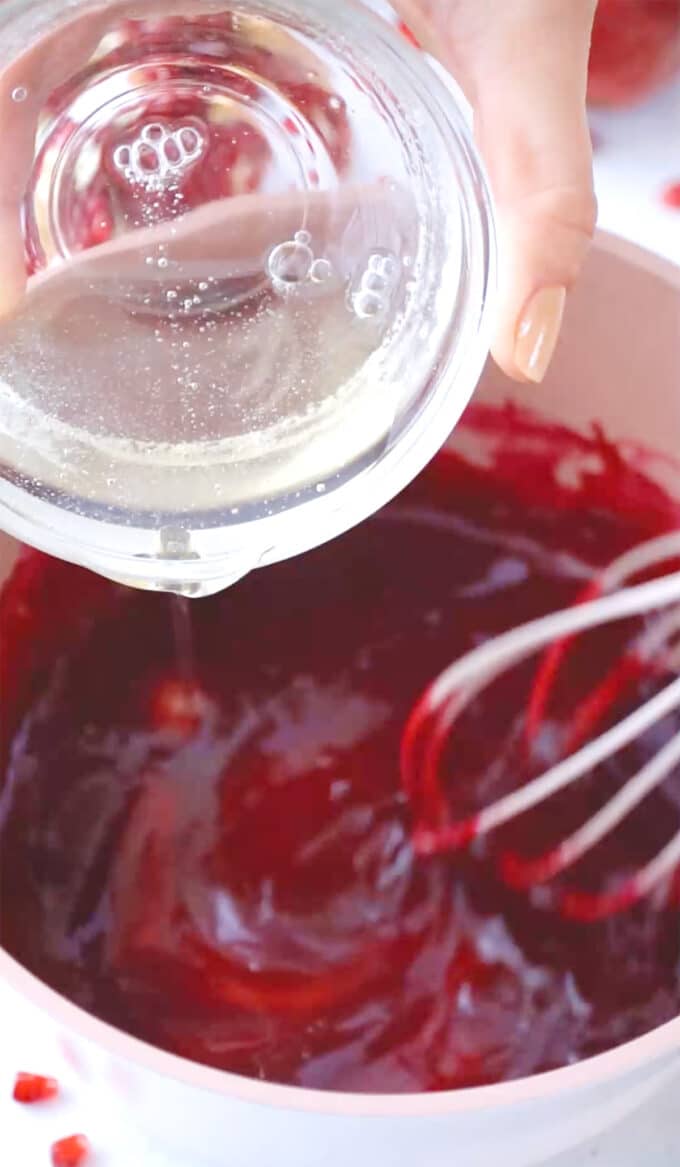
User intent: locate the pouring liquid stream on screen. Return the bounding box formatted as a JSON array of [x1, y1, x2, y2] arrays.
[[170, 594, 197, 683]]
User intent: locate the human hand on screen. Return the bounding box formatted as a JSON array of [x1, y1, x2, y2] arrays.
[[394, 0, 599, 383], [0, 0, 597, 388]]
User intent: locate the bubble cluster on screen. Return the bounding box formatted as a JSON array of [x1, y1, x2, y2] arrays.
[[352, 252, 399, 320], [267, 230, 313, 290], [267, 230, 335, 296], [113, 122, 204, 188]]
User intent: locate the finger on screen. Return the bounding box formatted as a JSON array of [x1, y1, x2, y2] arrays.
[[471, 1, 598, 382], [0, 9, 115, 316], [24, 182, 411, 305], [395, 0, 598, 384], [0, 73, 41, 315]]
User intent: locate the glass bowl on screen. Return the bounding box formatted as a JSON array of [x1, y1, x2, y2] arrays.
[[0, 0, 495, 595]]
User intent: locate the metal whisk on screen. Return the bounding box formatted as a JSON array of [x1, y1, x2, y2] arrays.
[[402, 531, 680, 921]]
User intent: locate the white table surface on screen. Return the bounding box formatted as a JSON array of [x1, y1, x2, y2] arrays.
[[589, 81, 680, 265], [2, 17, 680, 1166], [0, 1016, 678, 1167]]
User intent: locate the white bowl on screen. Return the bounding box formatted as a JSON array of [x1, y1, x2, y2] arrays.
[[1, 232, 679, 1167]]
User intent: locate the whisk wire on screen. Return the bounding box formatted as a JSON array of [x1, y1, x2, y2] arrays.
[[403, 533, 680, 918]]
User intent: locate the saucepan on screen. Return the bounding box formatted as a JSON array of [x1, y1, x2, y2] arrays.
[[0, 231, 679, 1166]]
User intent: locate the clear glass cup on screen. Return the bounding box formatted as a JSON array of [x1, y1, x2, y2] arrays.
[[0, 0, 495, 595]]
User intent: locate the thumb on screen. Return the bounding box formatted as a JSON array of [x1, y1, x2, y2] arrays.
[[398, 0, 598, 383], [471, 1, 598, 383]]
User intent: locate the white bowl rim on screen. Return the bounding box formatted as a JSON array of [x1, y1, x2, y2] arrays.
[[3, 928, 680, 1117], [1, 230, 680, 1118]]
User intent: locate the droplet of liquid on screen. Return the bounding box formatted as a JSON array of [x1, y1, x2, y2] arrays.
[[11, 86, 28, 103]]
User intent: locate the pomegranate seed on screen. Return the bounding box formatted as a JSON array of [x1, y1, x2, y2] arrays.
[[662, 180, 680, 210], [51, 1134, 91, 1167], [12, 1072, 59, 1104]]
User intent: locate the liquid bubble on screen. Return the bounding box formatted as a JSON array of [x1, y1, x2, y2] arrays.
[[310, 258, 333, 284], [267, 237, 314, 291], [351, 251, 399, 320], [352, 291, 384, 318], [113, 122, 204, 188]]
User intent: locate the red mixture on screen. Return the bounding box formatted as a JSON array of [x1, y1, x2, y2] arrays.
[[2, 407, 680, 1093]]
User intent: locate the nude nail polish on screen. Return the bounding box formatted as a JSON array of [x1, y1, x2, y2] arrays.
[[514, 287, 567, 384]]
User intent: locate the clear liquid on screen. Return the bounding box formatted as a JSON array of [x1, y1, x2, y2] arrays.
[[0, 1, 475, 594], [170, 594, 197, 681], [0, 5, 424, 518], [26, 15, 345, 272]]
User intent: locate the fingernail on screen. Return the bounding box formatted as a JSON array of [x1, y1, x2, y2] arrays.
[[514, 286, 567, 384]]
